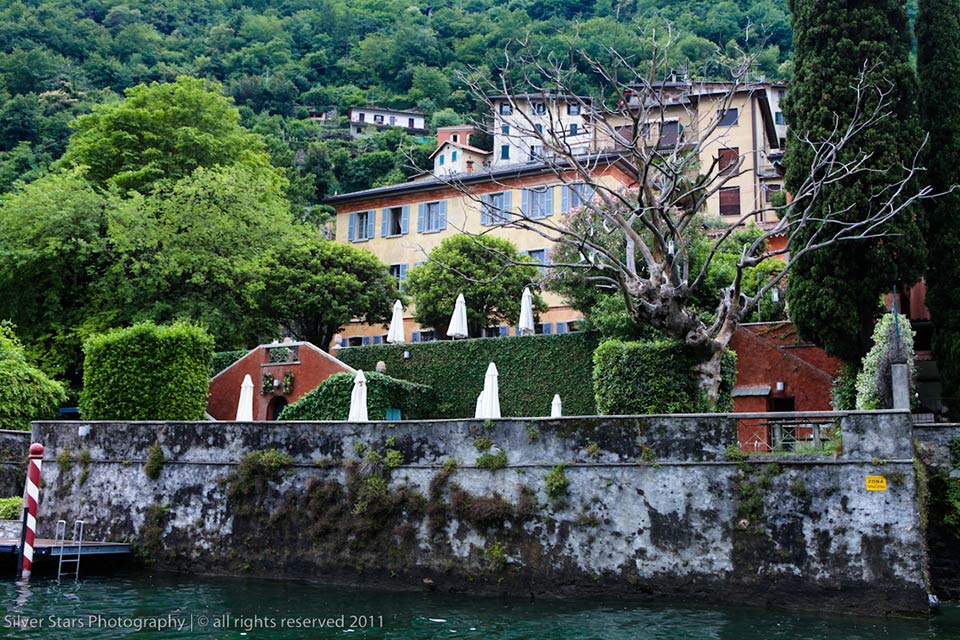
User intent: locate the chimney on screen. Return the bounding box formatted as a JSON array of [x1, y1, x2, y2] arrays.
[[465, 160, 474, 173]]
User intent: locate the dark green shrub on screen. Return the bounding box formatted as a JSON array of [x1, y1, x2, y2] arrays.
[[593, 339, 735, 415], [210, 350, 248, 377], [476, 450, 508, 470], [144, 440, 165, 480], [338, 332, 600, 418], [280, 371, 436, 421], [0, 322, 67, 430], [80, 322, 214, 420], [545, 464, 570, 500]]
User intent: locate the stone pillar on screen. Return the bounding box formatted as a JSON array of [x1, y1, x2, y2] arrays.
[[891, 362, 910, 410]]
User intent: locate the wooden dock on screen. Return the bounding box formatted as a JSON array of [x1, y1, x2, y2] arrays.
[[0, 538, 131, 559]]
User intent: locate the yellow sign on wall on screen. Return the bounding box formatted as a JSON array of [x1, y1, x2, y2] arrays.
[[865, 476, 888, 492]]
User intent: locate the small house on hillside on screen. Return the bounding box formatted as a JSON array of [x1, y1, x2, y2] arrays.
[[208, 341, 354, 421]]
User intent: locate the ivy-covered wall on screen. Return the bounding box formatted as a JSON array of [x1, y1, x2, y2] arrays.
[[280, 371, 436, 421], [337, 332, 600, 418], [32, 411, 930, 616]]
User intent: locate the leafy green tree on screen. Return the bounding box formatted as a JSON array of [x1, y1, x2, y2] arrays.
[[407, 235, 546, 338], [258, 235, 396, 349], [783, 0, 927, 364], [60, 76, 272, 194], [917, 0, 960, 418], [0, 322, 67, 430]]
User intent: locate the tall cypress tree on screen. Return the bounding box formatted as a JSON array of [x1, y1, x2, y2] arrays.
[[917, 0, 960, 418], [783, 0, 927, 364]]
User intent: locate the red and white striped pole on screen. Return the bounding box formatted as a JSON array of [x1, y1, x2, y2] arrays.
[[17, 443, 44, 580]]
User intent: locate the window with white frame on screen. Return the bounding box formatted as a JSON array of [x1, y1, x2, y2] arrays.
[[382, 206, 408, 237], [348, 210, 374, 242], [389, 263, 408, 291], [499, 103, 512, 115], [523, 187, 553, 219], [482, 191, 511, 225], [563, 183, 595, 212], [418, 201, 446, 233], [374, 114, 384, 124], [567, 103, 581, 115], [533, 102, 546, 115]]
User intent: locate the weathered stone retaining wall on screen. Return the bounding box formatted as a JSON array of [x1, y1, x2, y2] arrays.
[[0, 429, 30, 497], [32, 412, 928, 615], [914, 424, 960, 600]]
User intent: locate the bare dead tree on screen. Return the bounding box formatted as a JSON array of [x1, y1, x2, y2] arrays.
[[446, 31, 935, 403]]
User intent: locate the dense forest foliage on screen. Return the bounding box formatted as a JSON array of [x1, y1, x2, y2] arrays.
[[0, 0, 794, 205]]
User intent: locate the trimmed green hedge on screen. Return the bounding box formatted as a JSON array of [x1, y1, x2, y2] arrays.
[[80, 322, 214, 420], [211, 350, 249, 377], [338, 332, 600, 418], [0, 322, 67, 430], [279, 371, 436, 421], [593, 339, 736, 414]]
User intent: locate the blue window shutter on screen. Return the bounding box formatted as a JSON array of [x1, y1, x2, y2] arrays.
[[348, 213, 356, 242], [522, 190, 530, 217], [503, 191, 512, 218], [417, 203, 425, 233], [545, 187, 554, 217], [366, 210, 375, 239], [481, 195, 490, 226], [556, 322, 568, 334], [399, 263, 407, 282], [561, 185, 570, 212], [452, 151, 457, 161], [542, 323, 553, 335], [381, 209, 388, 237], [401, 205, 410, 234], [439, 200, 447, 230], [411, 331, 420, 343], [499, 325, 508, 337], [362, 336, 371, 345], [373, 335, 382, 344]]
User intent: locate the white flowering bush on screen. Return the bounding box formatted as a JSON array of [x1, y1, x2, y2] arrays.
[[855, 312, 915, 410]]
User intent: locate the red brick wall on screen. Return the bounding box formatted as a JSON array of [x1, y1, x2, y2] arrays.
[[207, 343, 353, 421]]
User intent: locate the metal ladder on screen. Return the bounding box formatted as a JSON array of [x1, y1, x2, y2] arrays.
[[55, 519, 84, 580]]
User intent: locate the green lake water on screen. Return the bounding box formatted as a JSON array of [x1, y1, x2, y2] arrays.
[[0, 573, 957, 639]]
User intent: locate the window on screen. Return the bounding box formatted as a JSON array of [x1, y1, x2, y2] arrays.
[[529, 145, 542, 161], [482, 325, 509, 338], [451, 150, 457, 162], [534, 123, 544, 134], [381, 206, 408, 237], [374, 114, 384, 124], [719, 187, 741, 217], [764, 184, 783, 203], [527, 248, 547, 273], [658, 121, 680, 148], [499, 103, 512, 115], [439, 154, 445, 166], [481, 192, 511, 225], [563, 183, 595, 212], [417, 329, 435, 342], [358, 112, 365, 122], [718, 148, 739, 176], [501, 125, 509, 135], [775, 111, 785, 126], [533, 102, 546, 115], [569, 123, 578, 136], [389, 264, 408, 292], [522, 187, 553, 219], [777, 89, 786, 100], [567, 103, 581, 115], [408, 118, 415, 128], [718, 108, 739, 126], [389, 115, 396, 126], [500, 145, 510, 160], [418, 201, 446, 233], [535, 322, 553, 335], [348, 210, 374, 242]]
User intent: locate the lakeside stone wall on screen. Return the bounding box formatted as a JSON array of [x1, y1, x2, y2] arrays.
[[914, 424, 960, 600], [31, 412, 929, 615], [0, 429, 30, 498]]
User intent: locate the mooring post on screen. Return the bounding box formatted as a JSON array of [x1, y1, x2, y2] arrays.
[[17, 443, 44, 580]]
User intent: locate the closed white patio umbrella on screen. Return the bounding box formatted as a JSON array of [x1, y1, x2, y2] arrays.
[[447, 293, 469, 339], [518, 287, 535, 336], [387, 299, 405, 343], [236, 374, 254, 421], [477, 362, 501, 419], [551, 394, 562, 418], [347, 370, 368, 422], [474, 389, 486, 419]]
